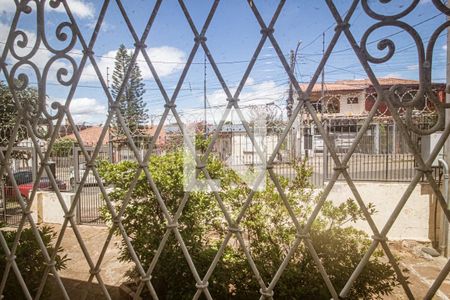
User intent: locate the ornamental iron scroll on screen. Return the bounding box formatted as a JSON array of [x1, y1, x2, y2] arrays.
[[0, 1, 449, 299], [6, 0, 78, 140]]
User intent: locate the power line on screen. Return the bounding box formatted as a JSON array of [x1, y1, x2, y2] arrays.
[[0, 40, 288, 66], [302, 11, 444, 57], [0, 4, 443, 74], [3, 9, 440, 69], [300, 29, 449, 80], [2, 10, 443, 88], [302, 56, 367, 78], [298, 7, 356, 52], [21, 72, 292, 93]]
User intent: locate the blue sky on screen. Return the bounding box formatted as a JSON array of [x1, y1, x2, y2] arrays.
[[0, 0, 447, 125]]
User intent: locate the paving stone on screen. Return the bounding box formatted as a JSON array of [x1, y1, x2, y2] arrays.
[[46, 224, 132, 299], [45, 228, 450, 299], [422, 247, 441, 257]]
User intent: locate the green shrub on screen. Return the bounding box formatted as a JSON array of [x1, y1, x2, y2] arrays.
[[51, 137, 74, 157], [98, 153, 398, 299], [0, 226, 68, 299]]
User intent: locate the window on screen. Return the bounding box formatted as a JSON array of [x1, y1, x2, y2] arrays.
[[312, 102, 322, 112], [325, 98, 340, 113], [347, 97, 359, 104]]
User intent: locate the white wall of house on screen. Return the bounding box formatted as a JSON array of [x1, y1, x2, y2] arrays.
[[338, 91, 366, 115], [326, 182, 430, 241], [215, 134, 232, 161], [266, 135, 279, 160], [229, 133, 280, 165], [230, 134, 251, 165]]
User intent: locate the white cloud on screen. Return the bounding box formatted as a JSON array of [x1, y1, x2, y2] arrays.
[[56, 0, 95, 19], [0, 22, 41, 64], [247, 77, 255, 85], [181, 80, 286, 124], [382, 73, 403, 79], [438, 44, 447, 57], [87, 20, 113, 32], [68, 97, 107, 124], [406, 64, 418, 71], [0, 0, 17, 14], [80, 47, 186, 82], [0, 22, 72, 82], [70, 97, 105, 114], [0, 24, 183, 87], [0, 22, 11, 52], [0, 0, 94, 19], [208, 80, 285, 107]]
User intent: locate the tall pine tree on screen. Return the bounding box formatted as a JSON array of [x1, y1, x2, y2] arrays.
[[111, 44, 148, 141]]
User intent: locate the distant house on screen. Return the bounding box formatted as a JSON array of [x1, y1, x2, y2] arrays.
[[162, 122, 220, 153], [298, 77, 445, 117], [65, 126, 110, 146], [110, 125, 166, 160], [65, 125, 166, 161], [164, 123, 182, 135], [212, 123, 285, 166], [58, 123, 92, 139], [295, 78, 446, 155], [109, 125, 166, 147]]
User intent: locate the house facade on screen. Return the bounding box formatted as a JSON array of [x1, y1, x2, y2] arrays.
[[64, 125, 166, 161], [295, 78, 446, 156], [212, 123, 285, 167]]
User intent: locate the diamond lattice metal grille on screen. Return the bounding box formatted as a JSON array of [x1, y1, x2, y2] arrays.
[[1, 0, 450, 299]]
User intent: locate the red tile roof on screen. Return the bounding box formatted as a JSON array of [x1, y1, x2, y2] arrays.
[[66, 125, 166, 147], [65, 126, 108, 146], [299, 77, 427, 93]]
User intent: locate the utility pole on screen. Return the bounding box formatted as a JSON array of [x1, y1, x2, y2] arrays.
[[321, 32, 325, 102], [203, 53, 207, 138], [288, 42, 301, 161], [287, 49, 295, 120], [106, 66, 110, 89], [321, 32, 328, 185], [106, 66, 113, 162], [288, 50, 295, 162]]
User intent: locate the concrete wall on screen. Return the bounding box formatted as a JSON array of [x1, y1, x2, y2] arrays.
[[230, 134, 280, 165], [30, 191, 76, 224], [338, 91, 366, 115], [28, 183, 430, 241], [326, 182, 430, 241]]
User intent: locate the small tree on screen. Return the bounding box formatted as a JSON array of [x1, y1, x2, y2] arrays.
[[51, 137, 74, 157], [111, 44, 148, 143], [0, 226, 68, 299], [0, 81, 38, 147], [99, 151, 231, 298]]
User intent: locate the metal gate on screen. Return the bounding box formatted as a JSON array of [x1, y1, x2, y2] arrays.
[[1, 1, 450, 299], [0, 146, 36, 225], [73, 146, 110, 224]]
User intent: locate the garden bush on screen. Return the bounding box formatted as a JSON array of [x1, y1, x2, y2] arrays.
[[0, 225, 68, 299], [51, 137, 74, 157], [98, 152, 399, 299]]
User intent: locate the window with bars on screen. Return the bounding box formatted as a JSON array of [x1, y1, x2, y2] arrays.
[[0, 1, 449, 299]]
